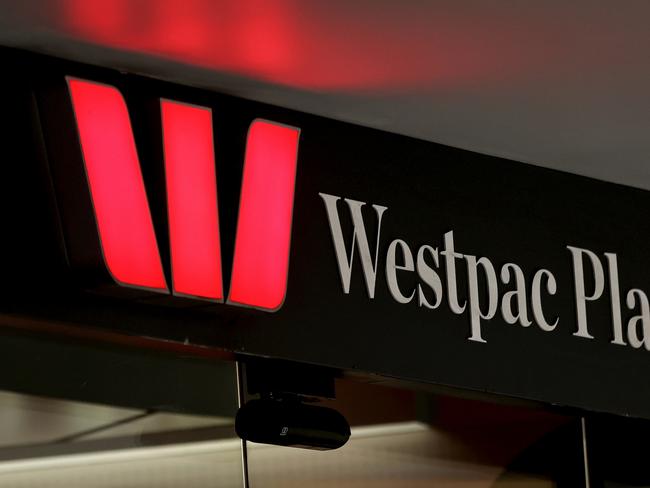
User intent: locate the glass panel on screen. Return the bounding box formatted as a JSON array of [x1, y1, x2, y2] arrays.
[[0, 338, 244, 488], [245, 378, 585, 487], [585, 416, 650, 487]]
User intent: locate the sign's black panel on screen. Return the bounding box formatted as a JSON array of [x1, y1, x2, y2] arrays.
[[0, 48, 648, 419]]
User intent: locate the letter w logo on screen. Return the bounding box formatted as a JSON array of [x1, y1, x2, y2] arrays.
[[67, 78, 300, 311]]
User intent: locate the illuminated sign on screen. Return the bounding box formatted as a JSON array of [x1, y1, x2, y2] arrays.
[[6, 48, 650, 420], [68, 78, 300, 311]]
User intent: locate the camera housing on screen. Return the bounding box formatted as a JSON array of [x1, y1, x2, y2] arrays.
[[235, 397, 351, 450]]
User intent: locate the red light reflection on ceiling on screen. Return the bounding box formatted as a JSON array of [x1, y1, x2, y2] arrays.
[[228, 120, 300, 311], [67, 78, 169, 292], [161, 99, 223, 301], [60, 0, 498, 91]]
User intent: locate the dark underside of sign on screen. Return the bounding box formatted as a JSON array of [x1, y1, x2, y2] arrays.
[[0, 47, 649, 420]]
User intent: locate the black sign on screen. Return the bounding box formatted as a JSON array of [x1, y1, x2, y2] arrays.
[[1, 48, 649, 419]]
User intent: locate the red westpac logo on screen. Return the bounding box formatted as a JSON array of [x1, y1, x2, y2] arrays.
[[67, 78, 300, 311]]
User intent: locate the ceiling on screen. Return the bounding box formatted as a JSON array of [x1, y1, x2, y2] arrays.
[[1, 1, 649, 189]]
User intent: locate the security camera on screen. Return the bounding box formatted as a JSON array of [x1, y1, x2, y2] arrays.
[[235, 397, 351, 450]]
